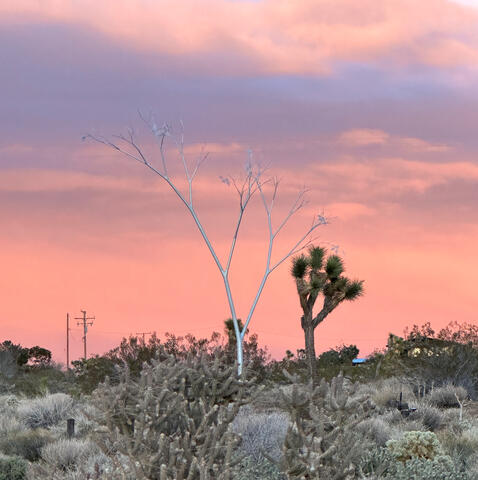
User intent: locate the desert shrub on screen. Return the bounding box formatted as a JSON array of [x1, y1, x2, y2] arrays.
[[0, 415, 22, 435], [0, 394, 19, 412], [231, 405, 288, 462], [439, 427, 478, 473], [17, 393, 74, 429], [0, 428, 53, 461], [0, 454, 27, 480], [276, 372, 375, 479], [92, 352, 254, 480], [360, 446, 467, 479], [409, 403, 444, 431], [28, 451, 111, 480], [317, 344, 359, 367], [371, 378, 415, 409], [232, 454, 283, 480], [71, 356, 118, 395], [15, 364, 74, 397], [428, 384, 468, 408], [381, 409, 405, 425], [40, 438, 97, 471], [392, 455, 467, 480], [387, 430, 442, 462], [0, 350, 18, 379], [356, 417, 394, 447]]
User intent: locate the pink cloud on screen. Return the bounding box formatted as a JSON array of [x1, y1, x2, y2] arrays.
[[339, 129, 390, 146], [2, 0, 478, 74], [337, 129, 450, 152]]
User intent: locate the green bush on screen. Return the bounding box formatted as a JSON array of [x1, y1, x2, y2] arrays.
[[0, 455, 27, 480], [361, 447, 467, 479], [393, 455, 467, 480], [387, 431, 442, 462], [0, 429, 53, 461]]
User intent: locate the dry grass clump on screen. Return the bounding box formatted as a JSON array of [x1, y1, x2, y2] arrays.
[[371, 378, 415, 409], [17, 393, 73, 429], [0, 428, 53, 461], [0, 415, 22, 435], [231, 405, 288, 462], [40, 438, 97, 471], [428, 384, 468, 408], [356, 417, 394, 447], [409, 402, 445, 431]]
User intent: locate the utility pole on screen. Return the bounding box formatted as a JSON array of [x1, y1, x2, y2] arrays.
[[75, 310, 95, 360], [135, 332, 152, 343], [66, 313, 70, 370]]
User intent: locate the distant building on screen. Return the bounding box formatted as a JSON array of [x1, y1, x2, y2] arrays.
[[387, 332, 457, 358], [352, 358, 367, 365]]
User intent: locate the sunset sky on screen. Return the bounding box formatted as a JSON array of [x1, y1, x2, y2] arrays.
[[2, 0, 478, 364]]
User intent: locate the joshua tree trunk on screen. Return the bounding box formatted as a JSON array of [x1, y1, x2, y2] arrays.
[[301, 313, 317, 384]]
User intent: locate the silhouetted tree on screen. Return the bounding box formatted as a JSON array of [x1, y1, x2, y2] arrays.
[[27, 346, 52, 368], [0, 340, 29, 367], [291, 246, 364, 383]]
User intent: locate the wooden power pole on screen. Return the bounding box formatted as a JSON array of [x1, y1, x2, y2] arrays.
[[135, 332, 152, 343], [75, 310, 95, 360], [66, 313, 70, 370]]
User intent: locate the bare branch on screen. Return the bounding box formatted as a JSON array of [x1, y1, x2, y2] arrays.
[[88, 121, 328, 376]]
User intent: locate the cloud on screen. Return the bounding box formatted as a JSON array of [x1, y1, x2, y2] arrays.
[[2, 0, 478, 74], [338, 129, 390, 146], [183, 142, 244, 155], [337, 129, 450, 152], [325, 202, 377, 220], [308, 157, 478, 203], [0, 144, 34, 155]]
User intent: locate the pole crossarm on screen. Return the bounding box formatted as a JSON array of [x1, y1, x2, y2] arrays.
[[75, 310, 95, 360]]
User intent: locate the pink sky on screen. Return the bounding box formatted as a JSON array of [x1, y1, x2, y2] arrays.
[[1, 0, 478, 363]]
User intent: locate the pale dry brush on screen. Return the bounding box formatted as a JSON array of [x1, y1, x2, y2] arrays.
[[17, 393, 74, 429], [231, 404, 288, 462]]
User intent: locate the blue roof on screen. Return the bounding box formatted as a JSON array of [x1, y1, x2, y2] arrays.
[[352, 358, 367, 364]]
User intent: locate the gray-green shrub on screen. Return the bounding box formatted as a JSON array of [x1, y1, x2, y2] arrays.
[[0, 429, 53, 461], [17, 393, 73, 429], [231, 405, 288, 462], [387, 431, 442, 462], [0, 454, 27, 480], [40, 438, 97, 471], [409, 403, 444, 431], [429, 385, 468, 408]]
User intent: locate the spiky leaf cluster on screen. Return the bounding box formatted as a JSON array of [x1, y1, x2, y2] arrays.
[[92, 353, 255, 480], [291, 246, 364, 316]]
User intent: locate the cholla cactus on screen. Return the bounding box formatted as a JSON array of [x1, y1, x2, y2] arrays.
[[386, 431, 442, 462], [277, 372, 375, 479], [91, 353, 254, 480]]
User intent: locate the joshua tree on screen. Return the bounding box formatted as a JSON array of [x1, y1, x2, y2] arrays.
[[291, 246, 364, 383], [85, 117, 326, 375]]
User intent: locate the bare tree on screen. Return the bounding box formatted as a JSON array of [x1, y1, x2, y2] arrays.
[[85, 116, 326, 375]]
